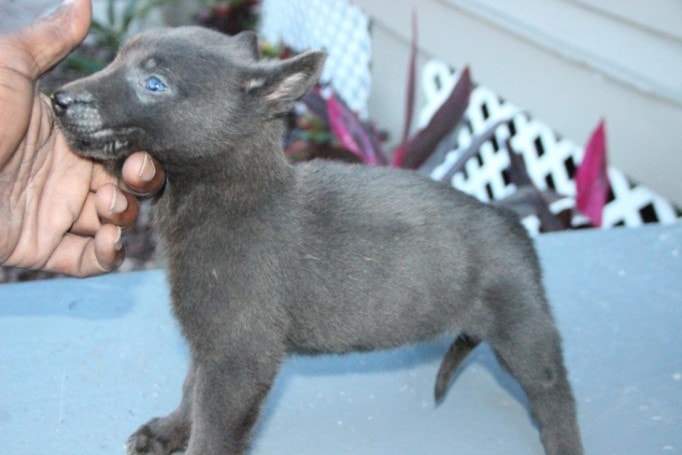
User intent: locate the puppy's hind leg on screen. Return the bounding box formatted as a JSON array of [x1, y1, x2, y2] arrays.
[[127, 361, 196, 455], [484, 286, 583, 455]]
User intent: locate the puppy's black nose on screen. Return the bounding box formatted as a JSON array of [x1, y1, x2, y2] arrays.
[[52, 90, 74, 117]]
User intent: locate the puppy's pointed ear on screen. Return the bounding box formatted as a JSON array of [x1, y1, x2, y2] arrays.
[[245, 50, 326, 115], [233, 31, 260, 60]]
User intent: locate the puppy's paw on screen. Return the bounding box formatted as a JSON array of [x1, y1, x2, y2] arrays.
[[126, 417, 188, 455]]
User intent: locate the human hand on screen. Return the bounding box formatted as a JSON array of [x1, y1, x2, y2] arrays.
[[0, 0, 165, 277]]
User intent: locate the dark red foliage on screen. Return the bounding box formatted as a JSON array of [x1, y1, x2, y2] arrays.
[[196, 0, 260, 36]]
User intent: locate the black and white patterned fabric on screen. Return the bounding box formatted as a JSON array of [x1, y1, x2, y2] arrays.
[[418, 60, 680, 234], [260, 0, 372, 117]]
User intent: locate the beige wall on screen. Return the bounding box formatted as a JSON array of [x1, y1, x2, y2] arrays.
[[355, 0, 682, 206]]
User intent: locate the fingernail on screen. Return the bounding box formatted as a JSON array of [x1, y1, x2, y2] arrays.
[[113, 227, 123, 251], [109, 189, 128, 213], [138, 152, 156, 181]]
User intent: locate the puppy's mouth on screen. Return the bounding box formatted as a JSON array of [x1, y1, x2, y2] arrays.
[[67, 127, 143, 160], [58, 119, 143, 162]]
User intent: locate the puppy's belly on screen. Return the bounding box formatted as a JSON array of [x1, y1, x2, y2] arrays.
[[285, 294, 464, 354]]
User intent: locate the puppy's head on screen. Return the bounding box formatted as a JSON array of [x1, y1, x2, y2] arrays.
[[52, 26, 325, 168]]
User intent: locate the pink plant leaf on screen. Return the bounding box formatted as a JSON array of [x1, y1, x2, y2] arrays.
[[498, 138, 570, 232], [326, 91, 381, 165], [576, 119, 610, 227], [400, 9, 418, 146], [364, 121, 388, 165], [327, 95, 363, 160], [300, 85, 329, 124], [395, 66, 472, 169], [438, 112, 517, 182]]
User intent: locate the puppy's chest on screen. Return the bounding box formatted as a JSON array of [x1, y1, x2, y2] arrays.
[[153, 192, 289, 270], [152, 188, 232, 239]]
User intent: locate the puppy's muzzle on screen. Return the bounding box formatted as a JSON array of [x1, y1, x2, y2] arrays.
[[52, 90, 94, 117], [51, 88, 106, 139]]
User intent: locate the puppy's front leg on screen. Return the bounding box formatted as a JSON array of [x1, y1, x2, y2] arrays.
[[185, 345, 283, 455], [127, 360, 196, 455]]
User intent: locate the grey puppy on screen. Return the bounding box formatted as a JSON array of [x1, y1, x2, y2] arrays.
[[52, 27, 582, 455]]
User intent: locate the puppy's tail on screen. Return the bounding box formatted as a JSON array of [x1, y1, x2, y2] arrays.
[[434, 334, 480, 403]]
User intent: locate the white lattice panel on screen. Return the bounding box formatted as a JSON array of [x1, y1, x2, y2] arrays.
[[419, 60, 680, 232], [260, 0, 371, 117]]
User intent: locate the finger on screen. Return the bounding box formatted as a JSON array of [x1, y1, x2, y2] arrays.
[[94, 224, 125, 273], [70, 191, 102, 236], [95, 183, 140, 229], [90, 160, 119, 192], [121, 152, 166, 197], [11, 0, 92, 79], [43, 225, 124, 277]]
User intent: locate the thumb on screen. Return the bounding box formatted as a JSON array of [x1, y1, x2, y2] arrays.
[[10, 0, 92, 79]]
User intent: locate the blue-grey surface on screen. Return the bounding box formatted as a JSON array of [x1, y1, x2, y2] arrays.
[[1, 223, 680, 454]]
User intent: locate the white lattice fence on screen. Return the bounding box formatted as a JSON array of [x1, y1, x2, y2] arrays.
[[419, 61, 680, 235], [260, 0, 371, 118]]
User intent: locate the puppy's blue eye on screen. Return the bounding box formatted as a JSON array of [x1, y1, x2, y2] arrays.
[[144, 76, 167, 93]]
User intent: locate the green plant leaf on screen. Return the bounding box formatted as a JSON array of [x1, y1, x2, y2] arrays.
[[107, 0, 116, 29], [65, 53, 108, 75]]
